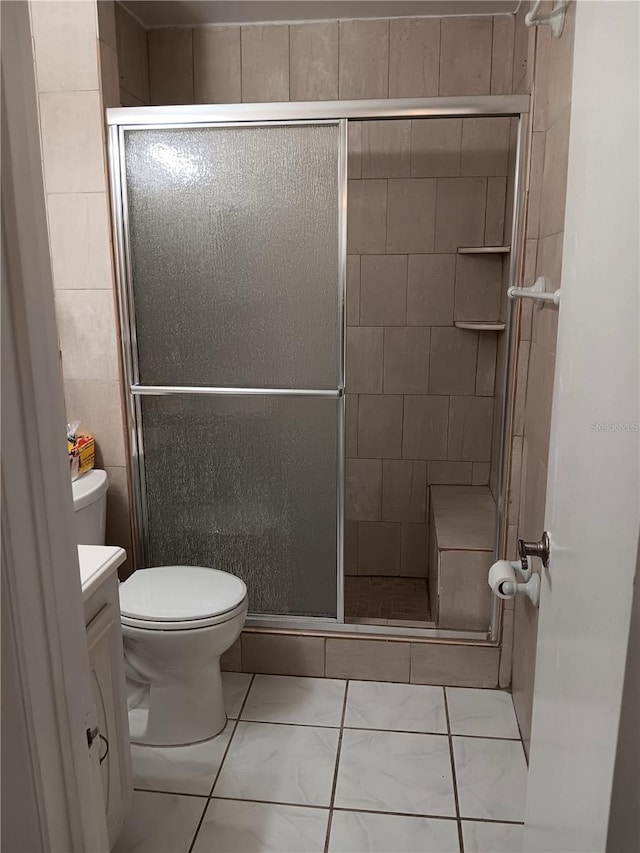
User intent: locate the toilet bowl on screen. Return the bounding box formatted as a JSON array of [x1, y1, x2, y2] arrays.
[[119, 565, 247, 747]]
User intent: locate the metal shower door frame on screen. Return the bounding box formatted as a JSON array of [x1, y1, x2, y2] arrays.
[[107, 95, 530, 641]]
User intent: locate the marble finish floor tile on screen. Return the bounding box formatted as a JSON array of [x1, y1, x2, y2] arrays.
[[453, 737, 528, 821], [112, 791, 206, 853], [345, 681, 447, 733], [241, 675, 346, 726], [328, 810, 460, 853], [446, 688, 520, 738], [214, 722, 339, 806], [462, 820, 524, 852], [131, 722, 233, 795], [192, 799, 329, 852], [222, 672, 253, 719], [334, 729, 456, 816]]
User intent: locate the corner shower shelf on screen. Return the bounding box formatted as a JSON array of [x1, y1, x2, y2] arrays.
[[455, 321, 506, 331], [457, 246, 511, 254]]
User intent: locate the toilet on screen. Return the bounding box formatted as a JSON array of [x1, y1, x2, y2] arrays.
[[118, 565, 247, 747], [72, 468, 109, 545]]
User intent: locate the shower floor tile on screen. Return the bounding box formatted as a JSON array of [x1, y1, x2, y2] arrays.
[[119, 677, 527, 853], [344, 575, 432, 623]]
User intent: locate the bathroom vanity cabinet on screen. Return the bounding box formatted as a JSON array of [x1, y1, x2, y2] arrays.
[[79, 545, 132, 848]]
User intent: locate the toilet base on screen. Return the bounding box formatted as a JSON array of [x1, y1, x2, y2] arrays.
[[127, 658, 227, 747]]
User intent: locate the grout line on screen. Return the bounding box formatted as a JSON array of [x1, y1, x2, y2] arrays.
[[443, 687, 465, 853], [133, 786, 208, 798], [332, 805, 525, 825], [323, 679, 350, 853], [187, 674, 255, 853]]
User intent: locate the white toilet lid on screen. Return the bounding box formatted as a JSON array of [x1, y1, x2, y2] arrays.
[[119, 566, 247, 623]]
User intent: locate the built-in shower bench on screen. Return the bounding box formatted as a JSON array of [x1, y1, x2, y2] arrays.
[[429, 485, 496, 631]]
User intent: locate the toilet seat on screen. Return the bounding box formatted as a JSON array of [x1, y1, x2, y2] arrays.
[[119, 565, 248, 632]]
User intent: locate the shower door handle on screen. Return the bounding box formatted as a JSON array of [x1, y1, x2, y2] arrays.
[[518, 532, 551, 569]]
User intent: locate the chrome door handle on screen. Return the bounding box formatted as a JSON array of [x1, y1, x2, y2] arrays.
[[518, 531, 551, 569]]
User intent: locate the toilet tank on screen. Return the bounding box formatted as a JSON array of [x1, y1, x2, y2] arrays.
[[72, 469, 109, 545]]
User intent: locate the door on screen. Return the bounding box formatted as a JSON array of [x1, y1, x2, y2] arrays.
[[115, 121, 345, 619], [523, 3, 639, 850]]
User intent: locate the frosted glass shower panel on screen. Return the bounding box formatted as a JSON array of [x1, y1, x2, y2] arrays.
[[124, 124, 341, 389], [141, 394, 338, 617]]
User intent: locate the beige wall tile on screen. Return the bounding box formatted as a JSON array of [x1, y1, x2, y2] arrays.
[[386, 179, 437, 254], [357, 522, 402, 575], [523, 343, 556, 466], [346, 255, 360, 326], [435, 177, 486, 252], [382, 460, 427, 523], [242, 633, 325, 677], [362, 120, 411, 179], [339, 20, 389, 99], [475, 332, 498, 396], [193, 27, 241, 103], [438, 550, 494, 630], [402, 395, 449, 460], [439, 17, 492, 96], [348, 121, 362, 178], [39, 91, 106, 194], [429, 327, 478, 395], [407, 254, 455, 327], [454, 255, 502, 323], [448, 396, 494, 462], [149, 29, 193, 104], [241, 25, 289, 102], [358, 395, 403, 459], [389, 18, 440, 98], [221, 637, 242, 672], [63, 379, 126, 467], [410, 118, 462, 178], [290, 22, 338, 101], [360, 255, 407, 327], [97, 1, 117, 50], [346, 327, 383, 392], [115, 2, 149, 103], [345, 520, 358, 576], [326, 638, 410, 682], [526, 132, 545, 239], [383, 327, 431, 394], [99, 42, 120, 109], [31, 0, 99, 93], [400, 523, 429, 577], [346, 458, 382, 521], [345, 394, 358, 457], [534, 235, 562, 352], [347, 179, 387, 254], [508, 435, 524, 525], [472, 462, 490, 485], [491, 15, 514, 95], [104, 465, 133, 574], [485, 177, 508, 245], [427, 461, 473, 485], [410, 642, 499, 687], [499, 606, 514, 688], [55, 289, 119, 381], [512, 4, 533, 95], [461, 117, 511, 177], [539, 107, 571, 237], [47, 193, 113, 290], [545, 0, 576, 128], [513, 339, 531, 436]]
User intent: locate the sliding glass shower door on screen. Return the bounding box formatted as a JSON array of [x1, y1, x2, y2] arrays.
[[117, 122, 345, 618]]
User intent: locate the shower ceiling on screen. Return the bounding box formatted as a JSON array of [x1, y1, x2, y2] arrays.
[[121, 0, 519, 28]]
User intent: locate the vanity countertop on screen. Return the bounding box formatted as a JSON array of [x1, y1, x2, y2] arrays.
[[78, 544, 126, 601]]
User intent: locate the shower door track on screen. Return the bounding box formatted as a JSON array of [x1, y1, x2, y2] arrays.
[[108, 95, 530, 646]]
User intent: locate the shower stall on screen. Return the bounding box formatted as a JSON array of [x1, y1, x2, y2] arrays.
[[108, 96, 528, 642]]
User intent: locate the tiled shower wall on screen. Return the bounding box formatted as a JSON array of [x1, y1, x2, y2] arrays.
[[344, 119, 512, 578], [502, 1, 576, 753]]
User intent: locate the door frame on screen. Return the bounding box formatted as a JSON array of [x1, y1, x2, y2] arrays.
[[1, 2, 109, 848], [107, 95, 530, 641]]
